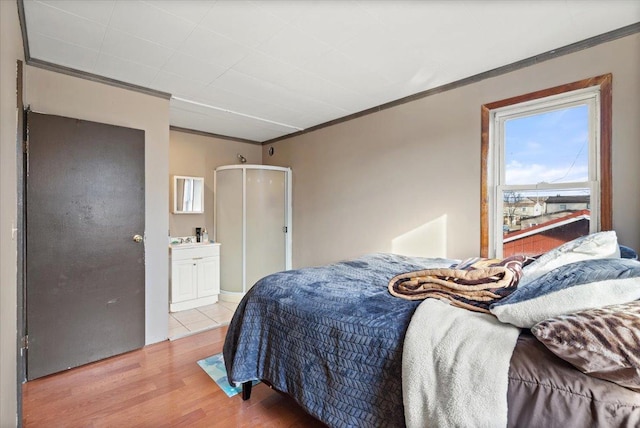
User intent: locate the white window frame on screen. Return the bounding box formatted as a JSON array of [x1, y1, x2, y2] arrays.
[[486, 87, 602, 258]]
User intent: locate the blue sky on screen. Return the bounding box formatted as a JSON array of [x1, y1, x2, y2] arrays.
[[504, 104, 589, 185]]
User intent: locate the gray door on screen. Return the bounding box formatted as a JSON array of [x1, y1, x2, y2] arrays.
[[26, 112, 145, 380]]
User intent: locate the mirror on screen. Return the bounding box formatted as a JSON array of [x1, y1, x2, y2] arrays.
[[173, 175, 204, 214]]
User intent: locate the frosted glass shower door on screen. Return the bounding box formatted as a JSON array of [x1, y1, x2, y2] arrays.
[[215, 169, 243, 293], [245, 169, 287, 290]]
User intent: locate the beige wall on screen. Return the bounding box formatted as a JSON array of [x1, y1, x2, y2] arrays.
[[24, 66, 171, 347], [264, 33, 640, 268], [169, 130, 262, 237], [0, 1, 24, 425], [2, 6, 639, 423]]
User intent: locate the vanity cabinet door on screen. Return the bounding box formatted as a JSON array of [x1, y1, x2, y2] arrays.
[[172, 259, 198, 303], [198, 257, 220, 297], [169, 244, 220, 312]]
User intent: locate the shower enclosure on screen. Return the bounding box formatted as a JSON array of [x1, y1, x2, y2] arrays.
[[214, 165, 292, 302]]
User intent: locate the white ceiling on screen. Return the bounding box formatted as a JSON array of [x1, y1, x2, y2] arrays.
[[22, 0, 640, 143]]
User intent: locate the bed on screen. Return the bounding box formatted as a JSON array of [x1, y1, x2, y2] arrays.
[[223, 232, 640, 427]]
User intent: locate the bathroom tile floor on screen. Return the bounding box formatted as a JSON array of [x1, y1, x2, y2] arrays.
[[169, 300, 239, 340]]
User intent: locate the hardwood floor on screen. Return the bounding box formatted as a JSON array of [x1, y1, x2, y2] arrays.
[[22, 326, 327, 427]]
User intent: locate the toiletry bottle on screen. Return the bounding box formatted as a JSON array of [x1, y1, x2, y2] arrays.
[[195, 227, 201, 243], [202, 228, 209, 243]]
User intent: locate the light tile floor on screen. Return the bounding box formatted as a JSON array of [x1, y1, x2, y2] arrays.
[[169, 300, 239, 340]]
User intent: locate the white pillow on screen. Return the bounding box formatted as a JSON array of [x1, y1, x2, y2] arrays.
[[519, 231, 620, 288]]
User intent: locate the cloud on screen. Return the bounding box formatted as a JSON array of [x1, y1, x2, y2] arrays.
[[505, 161, 588, 185]]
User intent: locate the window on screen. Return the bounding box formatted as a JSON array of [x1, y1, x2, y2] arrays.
[[481, 74, 612, 258]]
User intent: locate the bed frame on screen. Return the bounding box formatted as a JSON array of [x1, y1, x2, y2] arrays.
[[241, 381, 252, 400]]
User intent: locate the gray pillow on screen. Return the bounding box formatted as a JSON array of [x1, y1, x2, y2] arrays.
[[519, 231, 620, 288]]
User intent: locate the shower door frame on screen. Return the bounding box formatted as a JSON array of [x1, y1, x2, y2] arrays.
[[213, 164, 292, 300]]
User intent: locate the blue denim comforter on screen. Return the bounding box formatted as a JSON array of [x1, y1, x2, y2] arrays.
[[223, 253, 455, 428]]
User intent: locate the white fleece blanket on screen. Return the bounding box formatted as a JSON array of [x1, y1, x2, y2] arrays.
[[403, 299, 521, 428]]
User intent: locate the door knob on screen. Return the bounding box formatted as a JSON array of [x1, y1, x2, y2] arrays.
[[133, 234, 143, 243]]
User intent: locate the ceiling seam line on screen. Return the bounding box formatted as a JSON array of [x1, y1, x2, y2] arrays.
[[171, 96, 304, 131]]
